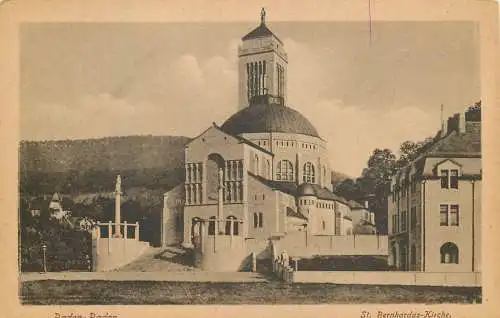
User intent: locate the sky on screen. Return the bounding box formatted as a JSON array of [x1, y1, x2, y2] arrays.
[[20, 21, 480, 177]]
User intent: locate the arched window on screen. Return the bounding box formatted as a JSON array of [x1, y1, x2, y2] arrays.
[[225, 216, 239, 235], [440, 242, 459, 264], [303, 162, 315, 183], [191, 217, 201, 240], [276, 160, 294, 181], [206, 154, 225, 202], [259, 212, 263, 228], [208, 216, 216, 236], [253, 213, 258, 228], [321, 220, 326, 231]]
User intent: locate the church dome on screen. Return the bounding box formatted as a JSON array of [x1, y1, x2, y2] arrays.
[[221, 101, 320, 138], [298, 183, 316, 197]]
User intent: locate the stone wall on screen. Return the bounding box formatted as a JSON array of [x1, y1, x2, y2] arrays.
[[92, 238, 150, 271], [291, 271, 481, 287], [273, 232, 388, 258]]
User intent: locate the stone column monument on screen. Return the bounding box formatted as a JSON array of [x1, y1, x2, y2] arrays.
[[114, 175, 122, 238]]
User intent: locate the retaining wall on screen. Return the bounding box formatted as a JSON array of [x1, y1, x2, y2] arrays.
[[274, 233, 388, 258], [290, 271, 481, 287], [92, 238, 150, 272]]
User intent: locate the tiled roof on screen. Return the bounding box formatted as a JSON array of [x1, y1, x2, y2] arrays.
[[248, 172, 297, 196], [286, 206, 308, 220], [242, 23, 283, 44], [248, 173, 350, 204]]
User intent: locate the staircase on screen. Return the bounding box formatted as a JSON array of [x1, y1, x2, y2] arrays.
[[114, 246, 199, 272]]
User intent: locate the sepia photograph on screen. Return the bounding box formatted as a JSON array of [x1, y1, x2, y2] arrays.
[[1, 0, 498, 315]]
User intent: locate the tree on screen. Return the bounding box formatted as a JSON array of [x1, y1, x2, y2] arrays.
[[396, 137, 434, 168], [358, 148, 397, 234], [334, 178, 362, 202]]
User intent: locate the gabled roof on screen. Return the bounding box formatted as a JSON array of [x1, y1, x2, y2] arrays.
[[186, 123, 274, 156]]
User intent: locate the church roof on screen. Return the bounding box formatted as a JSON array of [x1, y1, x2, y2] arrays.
[[221, 102, 321, 138], [248, 172, 297, 196], [248, 173, 349, 204], [286, 207, 308, 220], [242, 23, 283, 45]]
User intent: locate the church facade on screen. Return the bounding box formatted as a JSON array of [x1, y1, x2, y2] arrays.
[[161, 11, 376, 251]]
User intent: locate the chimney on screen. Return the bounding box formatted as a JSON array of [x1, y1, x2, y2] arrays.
[[440, 104, 446, 138], [459, 112, 466, 134], [465, 101, 481, 147], [447, 113, 460, 134]]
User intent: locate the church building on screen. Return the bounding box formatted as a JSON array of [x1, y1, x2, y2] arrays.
[[161, 10, 376, 249]]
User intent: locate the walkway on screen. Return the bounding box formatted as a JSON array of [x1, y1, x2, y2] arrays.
[[20, 271, 268, 282]]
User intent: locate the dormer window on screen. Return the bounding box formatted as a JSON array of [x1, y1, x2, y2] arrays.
[[441, 169, 459, 189]]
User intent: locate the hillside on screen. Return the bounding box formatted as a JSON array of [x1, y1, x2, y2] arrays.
[[20, 135, 352, 196], [19, 135, 191, 195]]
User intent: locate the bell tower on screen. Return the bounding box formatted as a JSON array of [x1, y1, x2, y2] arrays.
[[238, 8, 288, 109]]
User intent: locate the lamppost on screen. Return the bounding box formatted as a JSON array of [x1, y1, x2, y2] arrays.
[[41, 244, 47, 273]]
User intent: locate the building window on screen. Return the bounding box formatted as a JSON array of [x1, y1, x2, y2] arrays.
[[411, 206, 417, 226], [254, 155, 260, 175], [450, 169, 459, 189], [440, 204, 459, 226], [225, 216, 239, 235], [450, 204, 459, 226], [441, 169, 459, 189], [208, 216, 216, 235], [253, 212, 263, 228], [276, 160, 294, 181], [322, 220, 326, 231], [401, 211, 407, 232], [303, 162, 315, 183], [440, 242, 459, 264], [392, 215, 396, 234], [441, 170, 449, 188], [440, 204, 449, 226]]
